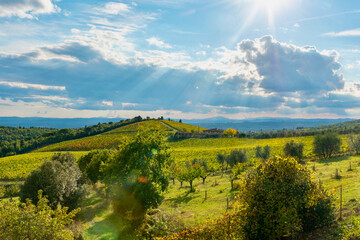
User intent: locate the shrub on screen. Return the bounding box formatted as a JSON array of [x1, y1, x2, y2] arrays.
[[313, 133, 341, 159], [0, 190, 80, 240], [236, 156, 335, 239], [5, 184, 20, 198], [283, 140, 304, 161], [137, 210, 185, 238], [20, 153, 87, 210]]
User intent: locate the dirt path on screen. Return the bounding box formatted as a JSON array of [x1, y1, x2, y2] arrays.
[[159, 121, 179, 132]]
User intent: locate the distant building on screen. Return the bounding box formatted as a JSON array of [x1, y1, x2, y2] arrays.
[[203, 128, 224, 134]]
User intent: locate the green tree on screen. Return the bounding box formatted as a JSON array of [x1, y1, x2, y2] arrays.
[[0, 190, 80, 240], [313, 133, 342, 159], [348, 134, 360, 155], [78, 149, 112, 183], [182, 161, 202, 192], [255, 145, 271, 161], [226, 149, 248, 168], [230, 163, 248, 190], [236, 156, 334, 239], [192, 158, 209, 184], [217, 153, 226, 171], [103, 129, 171, 221], [20, 153, 87, 210], [283, 140, 304, 161]]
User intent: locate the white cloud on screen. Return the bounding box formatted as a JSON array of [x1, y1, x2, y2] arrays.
[[95, 2, 131, 15], [324, 28, 360, 37], [146, 37, 172, 49], [294, 23, 300, 28], [102, 100, 113, 106], [196, 51, 206, 56], [0, 0, 59, 19], [0, 80, 65, 91]]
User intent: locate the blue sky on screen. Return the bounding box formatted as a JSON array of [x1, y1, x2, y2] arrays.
[[0, 0, 360, 119]]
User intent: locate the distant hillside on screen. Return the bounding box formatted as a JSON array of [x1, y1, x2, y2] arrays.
[[0, 117, 124, 128], [305, 119, 360, 131], [36, 119, 195, 152], [184, 118, 353, 131]]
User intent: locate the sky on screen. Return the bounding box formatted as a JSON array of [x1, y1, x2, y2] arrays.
[[0, 0, 360, 120]]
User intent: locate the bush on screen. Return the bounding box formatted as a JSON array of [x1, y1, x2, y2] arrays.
[[137, 210, 185, 238], [5, 184, 20, 198], [236, 156, 335, 239], [313, 133, 342, 159], [283, 140, 304, 161], [0, 190, 80, 240], [20, 153, 87, 210]]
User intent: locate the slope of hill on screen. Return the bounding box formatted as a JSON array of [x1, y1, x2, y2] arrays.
[[35, 119, 183, 152], [305, 119, 360, 131]]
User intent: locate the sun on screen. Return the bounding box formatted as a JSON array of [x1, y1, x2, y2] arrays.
[[229, 0, 299, 43]]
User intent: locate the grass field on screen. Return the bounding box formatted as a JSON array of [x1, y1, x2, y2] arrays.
[[79, 154, 360, 239]]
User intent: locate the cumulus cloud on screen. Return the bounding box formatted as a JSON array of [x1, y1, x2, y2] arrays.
[[0, 34, 355, 118], [217, 36, 344, 95], [146, 37, 172, 49], [0, 0, 59, 19]]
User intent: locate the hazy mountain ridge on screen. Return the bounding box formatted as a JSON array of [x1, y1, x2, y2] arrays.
[[0, 117, 354, 131]]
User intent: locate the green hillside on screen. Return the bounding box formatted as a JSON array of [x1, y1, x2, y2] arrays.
[[305, 119, 360, 131], [35, 120, 175, 152]]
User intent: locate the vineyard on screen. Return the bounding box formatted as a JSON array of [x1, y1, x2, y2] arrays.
[[0, 152, 88, 180], [35, 133, 132, 152], [105, 120, 172, 134], [162, 120, 207, 133]]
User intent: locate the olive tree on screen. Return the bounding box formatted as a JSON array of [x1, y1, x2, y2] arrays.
[[313, 133, 341, 159], [255, 145, 271, 161], [226, 149, 248, 168], [348, 135, 360, 155], [20, 153, 87, 210], [283, 140, 304, 161]]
